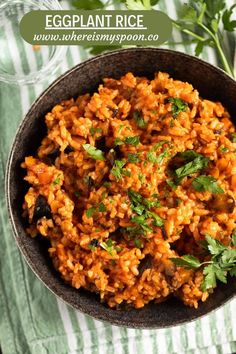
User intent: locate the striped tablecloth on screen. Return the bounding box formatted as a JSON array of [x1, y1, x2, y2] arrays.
[[0, 1, 236, 353]]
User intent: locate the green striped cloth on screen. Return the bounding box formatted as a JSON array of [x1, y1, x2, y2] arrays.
[[0, 1, 236, 353]]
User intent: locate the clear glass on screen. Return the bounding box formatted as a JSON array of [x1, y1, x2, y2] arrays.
[[0, 0, 67, 84]]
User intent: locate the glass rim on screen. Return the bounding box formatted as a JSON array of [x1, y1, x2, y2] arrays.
[[0, 0, 66, 85]]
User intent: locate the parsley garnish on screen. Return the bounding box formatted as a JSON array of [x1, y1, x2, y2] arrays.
[[230, 133, 236, 143], [90, 127, 103, 136], [134, 238, 142, 248], [170, 234, 236, 291], [175, 156, 209, 180], [166, 179, 177, 190], [86, 202, 107, 218], [168, 97, 188, 118], [83, 144, 105, 161], [192, 175, 224, 194], [51, 174, 61, 188], [124, 136, 140, 146], [128, 189, 163, 233], [220, 145, 229, 153], [170, 255, 202, 269], [111, 160, 131, 180], [147, 141, 170, 165], [98, 202, 106, 212], [128, 153, 140, 163], [86, 207, 96, 218], [100, 238, 114, 256], [114, 138, 124, 146], [169, 150, 209, 183], [138, 173, 146, 184], [133, 111, 146, 128], [114, 136, 140, 147]]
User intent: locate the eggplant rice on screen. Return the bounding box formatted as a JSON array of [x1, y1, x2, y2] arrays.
[[22, 72, 236, 309]]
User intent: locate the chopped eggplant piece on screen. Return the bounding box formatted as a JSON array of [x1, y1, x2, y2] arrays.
[[90, 239, 99, 247], [64, 145, 74, 154], [209, 193, 235, 213], [215, 130, 222, 135], [33, 195, 51, 221], [84, 176, 95, 197], [108, 106, 119, 118], [161, 226, 168, 240], [47, 148, 60, 160], [138, 254, 153, 275], [96, 136, 107, 153]]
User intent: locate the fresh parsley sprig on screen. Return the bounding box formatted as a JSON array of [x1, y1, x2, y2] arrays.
[[170, 233, 236, 291], [72, 0, 235, 78], [173, 0, 236, 77]]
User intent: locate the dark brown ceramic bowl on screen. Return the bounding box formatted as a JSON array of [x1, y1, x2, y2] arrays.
[[6, 48, 236, 329]]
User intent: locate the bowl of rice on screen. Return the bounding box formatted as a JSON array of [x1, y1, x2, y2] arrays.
[[6, 48, 236, 328]]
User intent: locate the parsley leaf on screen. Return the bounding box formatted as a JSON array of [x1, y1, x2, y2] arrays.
[[128, 189, 164, 233], [170, 255, 201, 269], [147, 144, 170, 165], [133, 111, 146, 128], [126, 0, 151, 10], [90, 127, 103, 136], [86, 207, 96, 218], [98, 203, 106, 212], [134, 238, 142, 248], [128, 153, 140, 163], [175, 156, 209, 179], [111, 160, 130, 180], [220, 145, 229, 153], [230, 133, 236, 143], [153, 141, 170, 151], [83, 144, 105, 161], [205, 234, 227, 255], [168, 97, 188, 118], [232, 229, 236, 247], [171, 234, 236, 292], [192, 175, 224, 194], [124, 136, 140, 146], [51, 174, 61, 188], [170, 151, 209, 183], [222, 4, 236, 31], [114, 138, 124, 146], [100, 238, 114, 256]]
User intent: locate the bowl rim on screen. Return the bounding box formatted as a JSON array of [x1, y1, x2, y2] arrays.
[[5, 47, 236, 329]]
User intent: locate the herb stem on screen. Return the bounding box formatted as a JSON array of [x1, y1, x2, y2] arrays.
[[214, 33, 235, 77], [143, 0, 151, 9], [173, 22, 205, 42], [197, 22, 234, 77]]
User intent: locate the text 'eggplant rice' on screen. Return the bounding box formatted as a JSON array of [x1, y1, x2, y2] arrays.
[[22, 72, 236, 309]]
